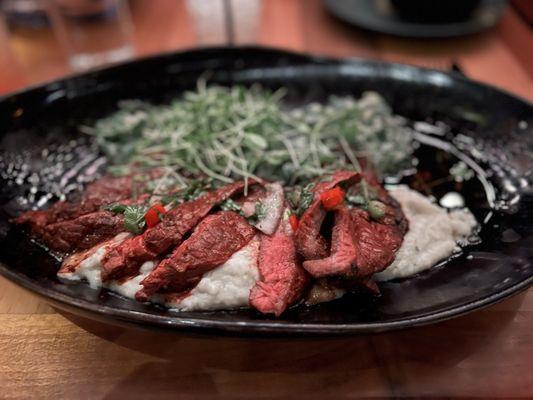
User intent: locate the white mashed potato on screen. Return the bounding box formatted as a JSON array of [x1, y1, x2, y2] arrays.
[[58, 232, 132, 288], [375, 186, 477, 281], [105, 260, 156, 299]]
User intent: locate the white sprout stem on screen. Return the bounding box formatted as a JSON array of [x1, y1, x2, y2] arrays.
[[281, 137, 301, 168], [338, 136, 369, 200], [192, 153, 233, 183]]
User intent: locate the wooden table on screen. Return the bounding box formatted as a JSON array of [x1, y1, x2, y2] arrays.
[[0, 1, 532, 398]]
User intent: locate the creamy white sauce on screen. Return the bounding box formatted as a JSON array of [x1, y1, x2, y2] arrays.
[[375, 186, 477, 281], [166, 236, 260, 311]]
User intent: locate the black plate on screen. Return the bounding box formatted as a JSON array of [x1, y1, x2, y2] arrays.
[[324, 0, 507, 38], [0, 47, 532, 336]]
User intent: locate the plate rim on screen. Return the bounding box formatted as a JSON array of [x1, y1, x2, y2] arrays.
[[1, 260, 532, 335]]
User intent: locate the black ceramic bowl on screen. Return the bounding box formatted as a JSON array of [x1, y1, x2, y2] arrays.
[[390, 0, 482, 23], [324, 0, 507, 38], [0, 47, 531, 336]]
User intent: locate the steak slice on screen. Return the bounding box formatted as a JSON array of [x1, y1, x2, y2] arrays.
[[136, 211, 255, 301], [59, 232, 131, 275], [24, 193, 149, 254], [40, 211, 125, 253], [295, 170, 361, 260], [249, 211, 308, 316], [349, 173, 408, 277], [14, 171, 159, 230], [302, 206, 356, 277], [101, 180, 252, 281], [349, 208, 404, 277], [302, 175, 408, 279]]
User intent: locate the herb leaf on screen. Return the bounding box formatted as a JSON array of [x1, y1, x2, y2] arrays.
[[104, 203, 128, 214], [220, 199, 242, 213], [295, 183, 315, 217], [104, 203, 148, 234]]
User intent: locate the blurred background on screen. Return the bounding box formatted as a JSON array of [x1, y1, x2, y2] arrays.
[[0, 0, 531, 99]]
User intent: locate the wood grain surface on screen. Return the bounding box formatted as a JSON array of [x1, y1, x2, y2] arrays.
[[0, 1, 532, 398]]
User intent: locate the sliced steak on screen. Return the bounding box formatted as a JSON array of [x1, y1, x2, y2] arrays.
[[302, 206, 356, 277], [136, 211, 255, 301], [249, 211, 308, 316], [40, 211, 125, 253], [302, 175, 408, 279], [349, 208, 404, 277], [14, 171, 158, 230], [23, 192, 148, 254], [101, 180, 252, 281], [349, 173, 408, 277], [59, 232, 131, 275], [295, 170, 361, 260]]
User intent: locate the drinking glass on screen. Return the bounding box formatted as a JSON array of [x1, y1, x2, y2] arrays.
[[0, 0, 66, 83], [47, 0, 134, 71]]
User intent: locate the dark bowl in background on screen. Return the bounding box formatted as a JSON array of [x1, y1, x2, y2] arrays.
[[390, 0, 482, 23]]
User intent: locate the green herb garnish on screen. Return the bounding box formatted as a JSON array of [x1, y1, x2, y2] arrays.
[[296, 183, 315, 216], [88, 84, 414, 188], [104, 203, 148, 234], [220, 199, 242, 213], [248, 202, 266, 223]]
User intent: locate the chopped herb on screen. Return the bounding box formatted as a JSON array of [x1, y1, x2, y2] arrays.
[[296, 183, 315, 216], [184, 187, 205, 201], [104, 203, 128, 214], [123, 205, 148, 234], [286, 189, 301, 210], [104, 203, 148, 234], [248, 202, 266, 224], [160, 193, 181, 206], [159, 178, 212, 207], [220, 198, 242, 213]]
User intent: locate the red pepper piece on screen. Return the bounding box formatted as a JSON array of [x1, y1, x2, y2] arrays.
[[320, 186, 345, 210], [145, 203, 166, 228], [289, 214, 299, 231]]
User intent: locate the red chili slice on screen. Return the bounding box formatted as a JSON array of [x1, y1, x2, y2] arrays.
[[145, 203, 166, 228], [289, 214, 299, 231], [320, 186, 345, 210]]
